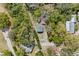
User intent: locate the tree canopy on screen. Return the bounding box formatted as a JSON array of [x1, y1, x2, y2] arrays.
[[0, 13, 10, 30]]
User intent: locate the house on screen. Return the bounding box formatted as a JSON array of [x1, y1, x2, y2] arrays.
[[20, 44, 34, 53], [25, 46, 33, 53], [70, 22, 75, 33], [36, 24, 44, 33], [69, 15, 76, 33], [66, 14, 76, 33], [66, 21, 75, 33], [66, 21, 70, 32]]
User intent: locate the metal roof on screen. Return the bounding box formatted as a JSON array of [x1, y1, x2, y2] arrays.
[[66, 21, 75, 33], [20, 44, 34, 53], [66, 21, 70, 32], [36, 24, 44, 33], [70, 22, 75, 33]]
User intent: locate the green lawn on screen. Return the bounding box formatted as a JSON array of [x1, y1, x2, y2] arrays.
[[0, 31, 8, 52]]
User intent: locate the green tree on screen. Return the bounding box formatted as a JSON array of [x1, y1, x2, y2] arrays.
[[34, 8, 41, 18], [46, 46, 56, 56], [3, 50, 12, 56], [60, 35, 79, 56], [35, 51, 44, 56], [6, 4, 36, 53], [16, 48, 27, 56], [0, 13, 10, 30]]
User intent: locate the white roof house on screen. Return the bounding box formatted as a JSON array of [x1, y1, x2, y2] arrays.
[[66, 21, 71, 32], [70, 22, 75, 33], [20, 44, 34, 53], [66, 14, 76, 33], [66, 21, 75, 33], [69, 15, 76, 33]]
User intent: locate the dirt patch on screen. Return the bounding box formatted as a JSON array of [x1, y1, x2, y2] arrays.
[[0, 31, 8, 52], [0, 4, 6, 13]]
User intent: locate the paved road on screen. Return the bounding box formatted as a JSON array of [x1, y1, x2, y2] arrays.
[[2, 31, 16, 56]]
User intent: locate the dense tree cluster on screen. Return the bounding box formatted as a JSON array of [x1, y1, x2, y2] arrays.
[[0, 13, 10, 30], [6, 4, 34, 46], [3, 50, 12, 56]]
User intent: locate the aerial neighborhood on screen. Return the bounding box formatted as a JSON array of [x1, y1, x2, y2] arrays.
[[0, 3, 79, 56]]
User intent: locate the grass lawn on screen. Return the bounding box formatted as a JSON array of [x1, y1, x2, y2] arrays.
[[0, 31, 8, 52]]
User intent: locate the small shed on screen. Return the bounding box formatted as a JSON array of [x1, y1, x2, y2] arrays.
[[36, 24, 44, 33]]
